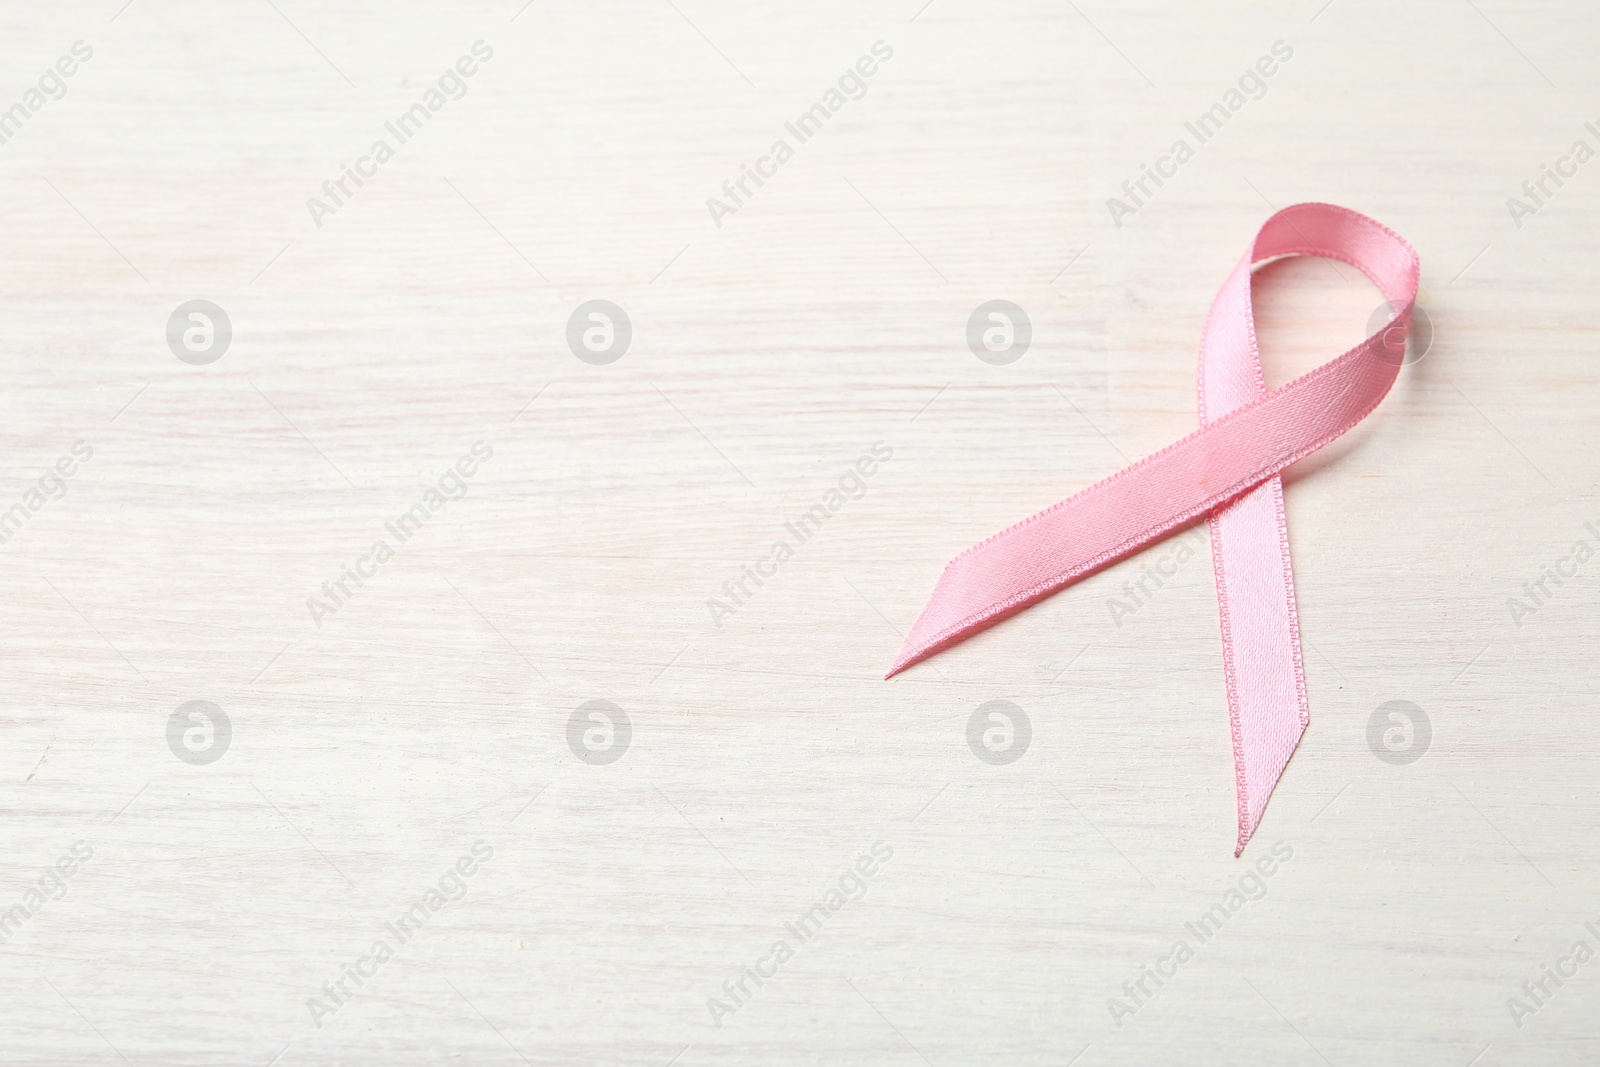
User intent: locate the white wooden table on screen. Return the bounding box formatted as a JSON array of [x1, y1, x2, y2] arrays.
[[1, 1, 1595, 1063]]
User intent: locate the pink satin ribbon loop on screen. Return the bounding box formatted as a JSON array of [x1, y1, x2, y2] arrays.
[[888, 203, 1420, 853]]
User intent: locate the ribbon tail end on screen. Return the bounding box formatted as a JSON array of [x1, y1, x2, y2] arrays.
[[884, 574, 965, 679], [887, 613, 982, 679], [885, 638, 930, 679], [1233, 821, 1255, 859], [1235, 790, 1272, 856], [1232, 717, 1307, 856]]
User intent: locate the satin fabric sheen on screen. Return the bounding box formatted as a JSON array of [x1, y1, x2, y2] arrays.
[[887, 203, 1420, 854]]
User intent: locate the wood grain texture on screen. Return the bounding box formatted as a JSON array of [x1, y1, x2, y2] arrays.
[[0, 1, 1596, 1064]]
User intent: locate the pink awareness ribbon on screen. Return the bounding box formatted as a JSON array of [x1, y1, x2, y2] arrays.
[[888, 203, 1420, 854]]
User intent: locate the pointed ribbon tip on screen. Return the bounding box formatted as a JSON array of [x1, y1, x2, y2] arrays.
[[886, 203, 1419, 853]]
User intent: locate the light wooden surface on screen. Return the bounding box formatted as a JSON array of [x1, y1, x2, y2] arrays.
[[1, 1, 1597, 1063]]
